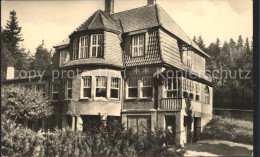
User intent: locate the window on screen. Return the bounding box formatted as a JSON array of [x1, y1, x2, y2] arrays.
[[79, 36, 89, 58], [66, 79, 72, 99], [141, 75, 153, 98], [132, 35, 144, 57], [96, 77, 107, 98], [127, 77, 138, 98], [182, 78, 188, 98], [182, 49, 192, 67], [111, 78, 120, 99], [91, 34, 103, 57], [166, 78, 179, 98], [47, 116, 56, 129], [195, 83, 200, 101], [72, 38, 78, 60], [204, 86, 210, 104], [189, 81, 194, 99], [127, 116, 151, 134], [52, 84, 59, 100], [36, 84, 45, 97], [82, 76, 91, 98], [60, 50, 68, 66]]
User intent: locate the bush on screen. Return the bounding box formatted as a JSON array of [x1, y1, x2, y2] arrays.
[[201, 116, 253, 144], [2, 120, 178, 156]]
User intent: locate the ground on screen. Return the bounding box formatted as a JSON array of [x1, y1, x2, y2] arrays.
[[180, 140, 253, 157]]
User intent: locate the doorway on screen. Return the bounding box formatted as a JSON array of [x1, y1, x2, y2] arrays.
[[165, 116, 175, 145], [184, 116, 192, 143], [193, 117, 201, 142]]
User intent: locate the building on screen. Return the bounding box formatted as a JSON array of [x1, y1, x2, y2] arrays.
[[2, 0, 213, 146]]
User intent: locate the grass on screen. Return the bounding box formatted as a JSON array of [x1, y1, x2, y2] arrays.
[[201, 116, 253, 145]]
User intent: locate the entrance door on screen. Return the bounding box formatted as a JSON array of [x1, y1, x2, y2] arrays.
[[184, 116, 192, 143], [193, 117, 201, 142], [165, 116, 175, 145]]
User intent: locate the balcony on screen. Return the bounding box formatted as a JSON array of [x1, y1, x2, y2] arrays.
[[159, 98, 182, 110], [158, 98, 202, 112]]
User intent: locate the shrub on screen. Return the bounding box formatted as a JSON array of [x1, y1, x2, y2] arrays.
[[201, 116, 253, 144]]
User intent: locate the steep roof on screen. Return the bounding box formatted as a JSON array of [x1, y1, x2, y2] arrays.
[[112, 4, 209, 58], [66, 4, 209, 57], [71, 10, 122, 35]]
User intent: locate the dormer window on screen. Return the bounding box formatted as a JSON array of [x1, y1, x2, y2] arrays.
[[72, 34, 103, 60], [79, 35, 90, 58], [131, 34, 145, 57], [182, 49, 192, 67], [72, 38, 79, 60], [91, 34, 103, 57]]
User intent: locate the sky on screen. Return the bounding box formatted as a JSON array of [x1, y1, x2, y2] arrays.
[[1, 0, 252, 55]]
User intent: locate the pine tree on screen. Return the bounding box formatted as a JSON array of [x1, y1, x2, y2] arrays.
[[2, 10, 23, 53]]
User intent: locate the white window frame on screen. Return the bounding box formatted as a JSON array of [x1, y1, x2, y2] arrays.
[[90, 34, 103, 58], [52, 84, 59, 101], [165, 77, 179, 98], [141, 75, 153, 98], [79, 35, 89, 58], [127, 77, 138, 99], [95, 76, 107, 99], [111, 77, 120, 100], [131, 34, 145, 57], [59, 50, 67, 67], [72, 38, 78, 60], [66, 79, 72, 99], [36, 84, 46, 97], [81, 76, 91, 99]]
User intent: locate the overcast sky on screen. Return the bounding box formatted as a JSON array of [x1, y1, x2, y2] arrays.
[[1, 0, 252, 54]]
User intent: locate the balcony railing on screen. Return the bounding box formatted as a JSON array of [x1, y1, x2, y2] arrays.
[[159, 98, 182, 110]]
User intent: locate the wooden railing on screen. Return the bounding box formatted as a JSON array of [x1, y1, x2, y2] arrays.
[[159, 98, 182, 110]]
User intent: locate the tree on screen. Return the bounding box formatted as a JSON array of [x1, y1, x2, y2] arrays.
[[30, 40, 52, 71], [1, 11, 32, 80], [1, 85, 53, 123], [2, 10, 23, 53]]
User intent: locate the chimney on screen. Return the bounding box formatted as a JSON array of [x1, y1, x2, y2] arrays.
[[105, 0, 114, 15], [147, 0, 156, 5], [6, 67, 14, 80]]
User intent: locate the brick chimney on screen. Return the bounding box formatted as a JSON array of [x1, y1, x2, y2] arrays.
[[147, 0, 156, 5], [6, 66, 14, 80], [105, 0, 114, 15]]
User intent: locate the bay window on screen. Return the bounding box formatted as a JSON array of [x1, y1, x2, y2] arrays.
[[79, 35, 89, 58], [141, 75, 153, 98], [36, 84, 45, 97], [66, 79, 72, 99], [72, 38, 78, 60], [127, 77, 138, 98], [82, 76, 91, 98], [52, 84, 59, 100], [166, 78, 179, 98], [96, 76, 107, 98], [132, 34, 144, 57], [91, 34, 103, 57], [111, 78, 120, 99]]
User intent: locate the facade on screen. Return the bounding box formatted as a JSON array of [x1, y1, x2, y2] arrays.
[[2, 0, 213, 146]]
